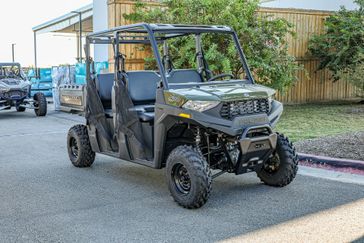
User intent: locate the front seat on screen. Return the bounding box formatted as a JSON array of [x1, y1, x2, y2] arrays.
[[167, 69, 202, 83]]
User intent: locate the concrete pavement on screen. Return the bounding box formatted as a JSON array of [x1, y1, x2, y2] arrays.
[[0, 108, 363, 242]]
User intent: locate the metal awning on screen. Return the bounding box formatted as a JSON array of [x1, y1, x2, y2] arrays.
[[33, 4, 93, 34], [32, 4, 93, 73]]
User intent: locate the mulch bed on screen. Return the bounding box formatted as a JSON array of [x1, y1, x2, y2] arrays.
[[294, 131, 364, 161]]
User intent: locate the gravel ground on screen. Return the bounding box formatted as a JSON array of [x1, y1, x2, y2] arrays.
[[295, 131, 364, 161]]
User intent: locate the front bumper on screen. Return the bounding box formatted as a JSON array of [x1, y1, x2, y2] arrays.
[[235, 125, 277, 175], [0, 89, 28, 101]]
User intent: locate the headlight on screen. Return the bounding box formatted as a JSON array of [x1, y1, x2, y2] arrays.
[[22, 85, 30, 91], [20, 82, 31, 90], [0, 85, 9, 93], [182, 100, 220, 112], [268, 96, 274, 112]]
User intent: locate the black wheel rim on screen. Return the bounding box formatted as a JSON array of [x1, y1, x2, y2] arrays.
[[172, 164, 191, 194], [70, 137, 79, 158], [263, 153, 281, 174]]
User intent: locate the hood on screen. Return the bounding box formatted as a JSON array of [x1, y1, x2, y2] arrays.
[[0, 77, 24, 86], [165, 83, 275, 105], [0, 78, 30, 91]]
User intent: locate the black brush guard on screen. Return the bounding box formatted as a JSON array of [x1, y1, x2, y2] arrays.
[[235, 125, 277, 175]]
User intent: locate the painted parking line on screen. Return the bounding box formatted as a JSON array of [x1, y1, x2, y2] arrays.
[[0, 130, 67, 138]]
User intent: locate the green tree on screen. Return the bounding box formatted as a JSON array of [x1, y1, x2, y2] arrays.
[[125, 0, 301, 91], [309, 0, 364, 92]]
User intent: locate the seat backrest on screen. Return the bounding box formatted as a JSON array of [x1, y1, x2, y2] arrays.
[[126, 71, 161, 105], [96, 73, 114, 108], [96, 71, 160, 107], [167, 69, 202, 84]]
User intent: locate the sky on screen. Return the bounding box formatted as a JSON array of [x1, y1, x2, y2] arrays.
[[0, 0, 91, 68]]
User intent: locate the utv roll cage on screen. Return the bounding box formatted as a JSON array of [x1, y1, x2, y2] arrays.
[[0, 62, 21, 68], [0, 63, 24, 79], [85, 23, 255, 88]]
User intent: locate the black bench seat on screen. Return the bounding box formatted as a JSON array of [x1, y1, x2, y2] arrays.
[[96, 71, 160, 123]]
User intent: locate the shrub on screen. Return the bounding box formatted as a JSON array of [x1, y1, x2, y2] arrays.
[[309, 0, 364, 92]]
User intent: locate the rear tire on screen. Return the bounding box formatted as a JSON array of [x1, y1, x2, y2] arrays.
[[257, 133, 298, 187], [34, 92, 47, 116], [67, 124, 95, 168], [166, 145, 212, 209]]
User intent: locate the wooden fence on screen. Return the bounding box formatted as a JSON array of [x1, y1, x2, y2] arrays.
[[107, 1, 361, 103], [259, 8, 361, 103]]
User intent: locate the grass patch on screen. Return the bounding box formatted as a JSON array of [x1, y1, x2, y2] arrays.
[[275, 102, 364, 142]]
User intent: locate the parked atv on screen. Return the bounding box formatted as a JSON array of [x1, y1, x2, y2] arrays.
[[0, 63, 47, 116], [67, 24, 298, 209]]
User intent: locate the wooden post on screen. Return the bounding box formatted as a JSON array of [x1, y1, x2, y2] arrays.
[[107, 0, 160, 71]]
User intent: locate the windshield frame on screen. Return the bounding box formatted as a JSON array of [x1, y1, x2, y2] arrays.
[[0, 63, 26, 80], [85, 23, 255, 90], [154, 31, 255, 88]]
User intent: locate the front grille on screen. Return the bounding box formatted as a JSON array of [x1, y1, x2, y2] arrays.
[[220, 98, 270, 120], [0, 90, 27, 100]]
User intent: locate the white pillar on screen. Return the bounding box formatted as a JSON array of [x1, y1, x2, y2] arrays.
[[93, 0, 108, 62]]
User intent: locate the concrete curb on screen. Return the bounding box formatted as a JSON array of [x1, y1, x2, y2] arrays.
[[298, 166, 364, 185], [298, 153, 364, 171]]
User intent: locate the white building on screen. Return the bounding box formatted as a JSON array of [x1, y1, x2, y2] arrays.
[[92, 0, 108, 62]]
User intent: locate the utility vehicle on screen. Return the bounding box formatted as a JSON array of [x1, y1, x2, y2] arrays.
[[67, 24, 298, 209], [0, 63, 47, 116]]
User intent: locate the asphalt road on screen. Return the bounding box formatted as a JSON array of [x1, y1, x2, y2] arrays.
[[0, 108, 363, 242]]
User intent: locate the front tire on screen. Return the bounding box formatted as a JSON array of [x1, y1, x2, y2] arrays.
[[34, 92, 47, 116], [257, 133, 298, 187], [16, 106, 26, 112], [67, 124, 95, 168], [166, 146, 212, 209]]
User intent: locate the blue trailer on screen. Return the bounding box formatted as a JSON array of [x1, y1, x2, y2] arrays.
[[28, 68, 53, 97], [74, 62, 108, 84]]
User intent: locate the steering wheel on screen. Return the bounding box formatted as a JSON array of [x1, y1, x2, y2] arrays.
[[208, 73, 234, 82]]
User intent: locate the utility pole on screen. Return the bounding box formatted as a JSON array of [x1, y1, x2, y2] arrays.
[[34, 32, 38, 78], [11, 43, 16, 62], [71, 11, 83, 63]]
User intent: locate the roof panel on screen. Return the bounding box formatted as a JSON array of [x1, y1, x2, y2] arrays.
[[33, 4, 93, 34]]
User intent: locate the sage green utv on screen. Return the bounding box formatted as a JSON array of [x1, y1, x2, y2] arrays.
[[67, 23, 298, 209]]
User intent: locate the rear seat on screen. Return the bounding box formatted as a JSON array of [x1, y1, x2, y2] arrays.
[[95, 71, 160, 123], [95, 73, 114, 110]]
